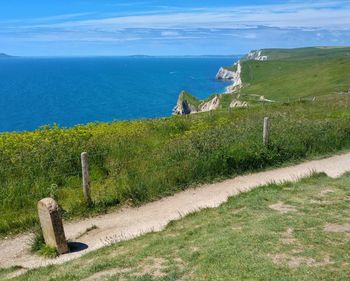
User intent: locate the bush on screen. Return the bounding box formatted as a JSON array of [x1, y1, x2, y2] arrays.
[[1, 95, 350, 235]]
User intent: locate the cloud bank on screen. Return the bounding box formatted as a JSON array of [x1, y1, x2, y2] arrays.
[[2, 0, 350, 56]]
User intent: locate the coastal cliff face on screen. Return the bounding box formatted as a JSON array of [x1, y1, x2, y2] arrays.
[[244, 50, 268, 61], [216, 67, 236, 80], [173, 92, 220, 115], [172, 49, 271, 115], [216, 62, 242, 93], [218, 50, 269, 93], [173, 91, 199, 115], [200, 95, 220, 112]]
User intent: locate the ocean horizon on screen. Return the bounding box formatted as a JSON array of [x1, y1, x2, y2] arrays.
[[0, 56, 238, 132]]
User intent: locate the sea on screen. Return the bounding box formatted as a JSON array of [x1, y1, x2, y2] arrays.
[[0, 56, 239, 132]]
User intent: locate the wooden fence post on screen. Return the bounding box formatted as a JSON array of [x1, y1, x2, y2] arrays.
[[81, 152, 92, 205], [263, 117, 270, 146]]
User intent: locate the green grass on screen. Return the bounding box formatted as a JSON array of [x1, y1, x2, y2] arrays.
[[30, 228, 59, 258], [2, 95, 350, 236], [1, 47, 350, 236], [240, 57, 350, 101], [178, 91, 201, 108], [244, 46, 350, 61], [185, 47, 350, 106], [6, 172, 350, 281]]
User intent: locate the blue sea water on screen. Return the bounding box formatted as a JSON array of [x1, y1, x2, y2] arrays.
[[0, 57, 238, 132]]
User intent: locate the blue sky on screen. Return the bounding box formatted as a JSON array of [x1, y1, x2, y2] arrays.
[[1, 0, 350, 56]]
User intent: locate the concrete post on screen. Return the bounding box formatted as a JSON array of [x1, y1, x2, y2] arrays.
[[81, 152, 92, 205], [37, 198, 69, 254], [263, 117, 270, 146]]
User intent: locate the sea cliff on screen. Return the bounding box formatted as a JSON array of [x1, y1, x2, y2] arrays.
[[173, 49, 270, 115]]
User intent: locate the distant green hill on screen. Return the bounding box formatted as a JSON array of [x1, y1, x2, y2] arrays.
[[246, 46, 350, 61], [175, 47, 350, 113], [239, 47, 350, 101]]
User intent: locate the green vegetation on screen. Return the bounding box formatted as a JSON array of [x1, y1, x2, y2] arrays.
[[2, 93, 350, 236], [178, 91, 201, 108], [240, 56, 350, 101], [182, 47, 350, 108], [1, 47, 350, 237], [238, 47, 350, 101], [30, 228, 59, 258], [6, 173, 350, 280], [248, 46, 350, 61]]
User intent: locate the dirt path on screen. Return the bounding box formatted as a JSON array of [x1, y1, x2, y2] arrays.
[[1, 152, 350, 271]]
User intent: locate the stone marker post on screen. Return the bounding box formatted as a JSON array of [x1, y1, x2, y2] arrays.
[[263, 117, 270, 146], [81, 152, 92, 205], [37, 198, 69, 255]]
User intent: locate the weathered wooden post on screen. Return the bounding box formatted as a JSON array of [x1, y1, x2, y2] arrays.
[[81, 152, 92, 205], [263, 117, 270, 146], [37, 198, 69, 254]]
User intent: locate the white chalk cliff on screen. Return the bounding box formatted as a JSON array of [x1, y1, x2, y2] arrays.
[[216, 50, 269, 94], [200, 95, 220, 112], [230, 99, 248, 108], [216, 62, 243, 93], [246, 50, 268, 61], [172, 49, 271, 115], [173, 92, 198, 115], [173, 92, 221, 115]]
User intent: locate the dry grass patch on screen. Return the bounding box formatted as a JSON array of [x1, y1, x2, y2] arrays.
[[82, 267, 131, 281], [280, 228, 298, 245], [269, 253, 333, 268], [324, 223, 350, 233], [269, 201, 297, 214], [319, 189, 335, 196], [132, 257, 168, 278]]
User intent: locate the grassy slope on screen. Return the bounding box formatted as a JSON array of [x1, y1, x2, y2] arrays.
[[186, 47, 350, 106], [239, 47, 350, 101], [2, 95, 350, 236], [178, 91, 201, 108], [240, 57, 350, 101], [6, 173, 350, 281], [257, 46, 350, 60]]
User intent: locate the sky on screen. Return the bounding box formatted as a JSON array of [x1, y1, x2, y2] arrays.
[[1, 0, 350, 56]]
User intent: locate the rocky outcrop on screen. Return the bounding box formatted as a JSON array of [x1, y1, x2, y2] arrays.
[[259, 96, 274, 102], [173, 92, 221, 115], [216, 50, 269, 94], [200, 95, 220, 112], [172, 91, 198, 115], [216, 62, 243, 93], [230, 99, 248, 108], [245, 50, 268, 61], [173, 49, 272, 115], [216, 67, 236, 80]]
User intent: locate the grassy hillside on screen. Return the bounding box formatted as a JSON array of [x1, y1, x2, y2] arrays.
[[233, 47, 350, 102], [1, 94, 350, 235], [177, 91, 201, 108], [6, 172, 350, 280], [253, 46, 350, 61], [181, 47, 350, 109], [240, 56, 350, 100]]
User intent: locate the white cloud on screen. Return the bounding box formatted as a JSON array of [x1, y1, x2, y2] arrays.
[[2, 0, 350, 47], [24, 1, 350, 31]]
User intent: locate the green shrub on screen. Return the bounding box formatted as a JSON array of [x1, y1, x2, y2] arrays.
[[1, 95, 350, 235]]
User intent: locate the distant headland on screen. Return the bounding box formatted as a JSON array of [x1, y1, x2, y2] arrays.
[[0, 53, 13, 58]]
